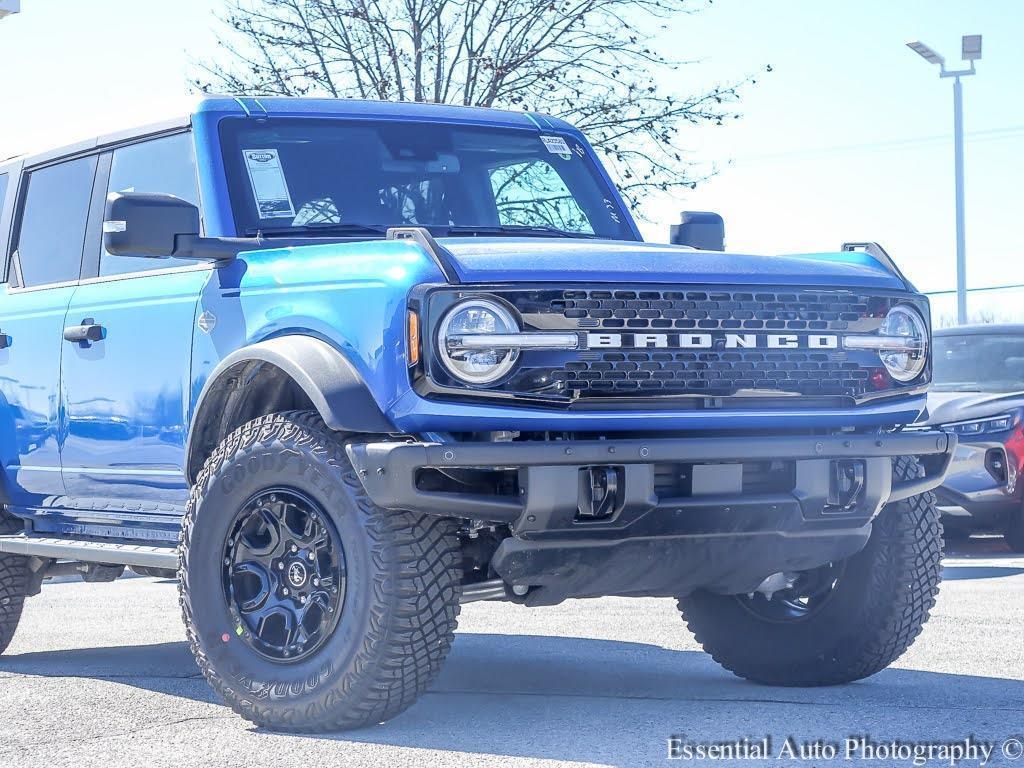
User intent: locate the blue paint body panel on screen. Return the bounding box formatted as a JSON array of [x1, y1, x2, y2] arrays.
[[0, 96, 929, 541], [61, 269, 207, 505], [190, 239, 446, 425], [0, 284, 75, 506], [434, 238, 904, 289]]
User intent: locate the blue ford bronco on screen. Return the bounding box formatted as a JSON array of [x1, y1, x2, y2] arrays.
[[0, 97, 953, 731]]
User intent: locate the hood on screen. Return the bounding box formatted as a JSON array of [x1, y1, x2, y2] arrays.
[[435, 237, 907, 289], [921, 390, 1024, 426]]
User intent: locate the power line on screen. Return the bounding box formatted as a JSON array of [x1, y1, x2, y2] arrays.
[[736, 125, 1024, 165], [926, 282, 1024, 296]]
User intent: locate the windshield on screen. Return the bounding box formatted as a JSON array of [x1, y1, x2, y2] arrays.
[[933, 334, 1024, 392], [219, 117, 634, 240]]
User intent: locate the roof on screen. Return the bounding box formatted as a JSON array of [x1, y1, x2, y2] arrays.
[[934, 323, 1024, 336], [196, 96, 574, 131], [3, 114, 191, 170], [3, 96, 576, 170]]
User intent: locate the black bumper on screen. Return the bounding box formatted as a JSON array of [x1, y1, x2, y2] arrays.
[[347, 431, 955, 603]]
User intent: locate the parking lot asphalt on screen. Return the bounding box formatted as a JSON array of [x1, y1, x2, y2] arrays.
[[0, 537, 1021, 768]]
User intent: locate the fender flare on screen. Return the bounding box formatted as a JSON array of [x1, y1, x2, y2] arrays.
[[185, 335, 397, 481]]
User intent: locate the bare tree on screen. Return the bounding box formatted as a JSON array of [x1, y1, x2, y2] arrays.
[[197, 0, 766, 208]]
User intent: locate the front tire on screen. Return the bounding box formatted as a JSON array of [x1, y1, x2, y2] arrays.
[[179, 412, 461, 731], [679, 456, 942, 686]]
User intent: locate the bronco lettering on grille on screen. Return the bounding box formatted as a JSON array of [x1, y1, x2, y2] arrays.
[[585, 333, 840, 350]]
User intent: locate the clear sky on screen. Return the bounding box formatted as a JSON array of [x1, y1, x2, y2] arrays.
[[1, 0, 1020, 307]]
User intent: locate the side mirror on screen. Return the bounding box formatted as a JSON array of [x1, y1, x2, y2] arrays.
[[103, 192, 200, 258], [669, 211, 725, 251]]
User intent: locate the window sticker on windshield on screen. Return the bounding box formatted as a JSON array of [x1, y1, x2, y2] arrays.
[[540, 135, 572, 158], [242, 148, 296, 219]]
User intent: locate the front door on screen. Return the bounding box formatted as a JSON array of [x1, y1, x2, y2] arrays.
[[59, 133, 208, 532], [0, 155, 96, 509]]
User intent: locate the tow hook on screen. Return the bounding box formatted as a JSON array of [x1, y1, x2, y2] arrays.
[[577, 465, 624, 520], [827, 459, 866, 512]]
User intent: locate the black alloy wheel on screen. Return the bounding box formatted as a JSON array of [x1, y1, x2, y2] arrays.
[[223, 488, 346, 663], [735, 561, 846, 623]]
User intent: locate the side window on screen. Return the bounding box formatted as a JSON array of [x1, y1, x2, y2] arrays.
[[15, 156, 97, 288], [99, 133, 199, 276], [488, 160, 594, 234]]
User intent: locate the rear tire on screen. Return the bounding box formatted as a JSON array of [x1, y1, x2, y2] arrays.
[[179, 411, 462, 731], [679, 456, 942, 686], [0, 513, 28, 656]]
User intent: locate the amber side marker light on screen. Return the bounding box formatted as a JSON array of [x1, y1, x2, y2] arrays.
[[407, 310, 421, 366]]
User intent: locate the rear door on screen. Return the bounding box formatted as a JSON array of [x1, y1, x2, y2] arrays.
[[60, 132, 210, 521], [0, 156, 96, 507]]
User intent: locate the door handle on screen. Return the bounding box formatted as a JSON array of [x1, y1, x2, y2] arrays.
[[63, 321, 105, 344]]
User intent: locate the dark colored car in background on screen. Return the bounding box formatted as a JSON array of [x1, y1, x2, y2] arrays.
[[924, 324, 1024, 550]]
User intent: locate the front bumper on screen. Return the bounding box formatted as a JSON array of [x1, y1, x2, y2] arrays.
[[388, 388, 928, 433], [935, 440, 1018, 527], [347, 430, 955, 603]]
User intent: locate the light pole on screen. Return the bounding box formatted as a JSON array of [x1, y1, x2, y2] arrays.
[[907, 35, 982, 326]]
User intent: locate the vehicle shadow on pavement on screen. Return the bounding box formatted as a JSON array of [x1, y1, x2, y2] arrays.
[[267, 633, 1023, 765], [2, 633, 1022, 765], [0, 641, 221, 705]]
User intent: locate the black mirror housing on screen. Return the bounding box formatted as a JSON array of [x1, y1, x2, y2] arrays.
[[670, 211, 725, 251], [103, 192, 200, 258]]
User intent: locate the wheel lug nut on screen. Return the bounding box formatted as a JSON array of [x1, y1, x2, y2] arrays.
[[277, 562, 284, 570], [300, 596, 307, 604], [290, 544, 298, 553], [223, 558, 230, 565], [308, 552, 315, 561], [282, 587, 289, 596], [312, 578, 320, 587]]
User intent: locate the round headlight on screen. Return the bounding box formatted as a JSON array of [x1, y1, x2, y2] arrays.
[[878, 305, 928, 382], [437, 299, 520, 385]]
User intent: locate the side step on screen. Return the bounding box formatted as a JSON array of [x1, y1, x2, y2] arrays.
[[0, 535, 177, 570]]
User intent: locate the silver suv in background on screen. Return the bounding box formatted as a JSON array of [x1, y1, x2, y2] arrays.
[[924, 324, 1024, 550]]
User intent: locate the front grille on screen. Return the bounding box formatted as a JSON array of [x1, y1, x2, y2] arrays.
[[553, 289, 879, 332], [553, 350, 870, 397], [424, 285, 929, 405]]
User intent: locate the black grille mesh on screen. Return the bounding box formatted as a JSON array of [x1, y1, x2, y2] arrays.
[[551, 289, 877, 332], [550, 350, 871, 396]]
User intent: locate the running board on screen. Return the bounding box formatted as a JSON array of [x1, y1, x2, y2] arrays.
[[0, 535, 177, 570]]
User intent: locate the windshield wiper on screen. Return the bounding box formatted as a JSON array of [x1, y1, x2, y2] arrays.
[[244, 222, 596, 240], [244, 223, 389, 238], [445, 224, 594, 239]]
